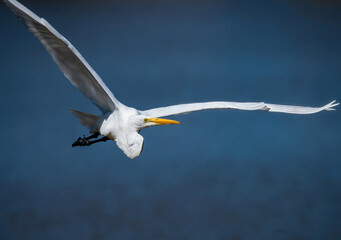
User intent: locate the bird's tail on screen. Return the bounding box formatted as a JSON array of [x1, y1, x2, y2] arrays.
[[70, 110, 100, 133]]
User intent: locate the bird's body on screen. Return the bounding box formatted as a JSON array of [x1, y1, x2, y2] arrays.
[[4, 0, 338, 158], [99, 106, 140, 141]]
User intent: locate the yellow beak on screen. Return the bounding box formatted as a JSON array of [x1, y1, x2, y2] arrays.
[[145, 117, 181, 125]]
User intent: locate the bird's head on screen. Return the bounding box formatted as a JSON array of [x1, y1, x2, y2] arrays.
[[132, 115, 181, 130], [117, 115, 180, 159]]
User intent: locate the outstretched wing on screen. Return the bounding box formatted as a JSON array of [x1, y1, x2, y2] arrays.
[[140, 100, 338, 118], [4, 0, 122, 113]]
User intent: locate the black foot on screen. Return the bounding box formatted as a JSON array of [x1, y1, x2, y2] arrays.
[[72, 133, 109, 147], [72, 135, 90, 147]]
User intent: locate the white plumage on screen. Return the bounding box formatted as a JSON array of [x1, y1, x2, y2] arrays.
[[4, 0, 338, 158]]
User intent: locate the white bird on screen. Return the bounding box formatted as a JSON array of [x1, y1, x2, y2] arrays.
[[4, 0, 338, 158]]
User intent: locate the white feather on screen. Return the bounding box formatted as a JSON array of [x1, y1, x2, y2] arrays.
[[3, 0, 123, 113], [140, 100, 339, 117]]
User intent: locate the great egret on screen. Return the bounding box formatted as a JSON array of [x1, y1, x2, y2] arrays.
[[4, 0, 338, 159]]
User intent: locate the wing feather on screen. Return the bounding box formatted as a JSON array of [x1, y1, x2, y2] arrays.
[[4, 0, 122, 113], [141, 101, 267, 117], [265, 100, 339, 114], [140, 100, 339, 117]]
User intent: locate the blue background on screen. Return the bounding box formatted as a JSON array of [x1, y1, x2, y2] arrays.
[[1, 0, 341, 239]]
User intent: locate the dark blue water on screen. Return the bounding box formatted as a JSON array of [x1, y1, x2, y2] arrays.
[[1, 0, 341, 239]]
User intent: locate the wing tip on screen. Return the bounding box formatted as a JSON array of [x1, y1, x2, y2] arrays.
[[324, 100, 339, 111]]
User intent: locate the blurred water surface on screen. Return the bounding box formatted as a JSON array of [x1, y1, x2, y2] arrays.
[[0, 0, 340, 239]]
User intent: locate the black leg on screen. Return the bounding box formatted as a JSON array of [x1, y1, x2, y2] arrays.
[[86, 132, 100, 140], [86, 136, 109, 146], [72, 133, 108, 147]]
